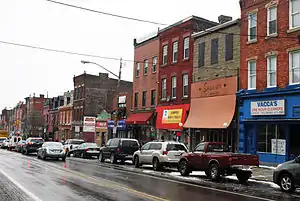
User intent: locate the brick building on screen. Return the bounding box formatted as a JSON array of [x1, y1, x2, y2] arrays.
[[238, 0, 300, 164], [43, 98, 53, 140], [72, 72, 132, 142], [155, 16, 218, 141], [126, 33, 159, 143], [48, 96, 64, 141], [58, 91, 73, 141], [184, 18, 240, 150]]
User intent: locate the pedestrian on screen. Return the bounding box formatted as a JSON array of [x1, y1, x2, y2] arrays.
[[161, 136, 165, 142]]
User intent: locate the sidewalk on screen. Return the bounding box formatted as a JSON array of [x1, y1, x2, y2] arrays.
[[251, 166, 275, 182]]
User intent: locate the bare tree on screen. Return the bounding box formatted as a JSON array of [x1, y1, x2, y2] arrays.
[[25, 110, 44, 137]]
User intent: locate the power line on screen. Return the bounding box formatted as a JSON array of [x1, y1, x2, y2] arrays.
[[44, 0, 167, 26]]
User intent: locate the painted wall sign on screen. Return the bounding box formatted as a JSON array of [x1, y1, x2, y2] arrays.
[[251, 100, 285, 116], [83, 116, 96, 132], [271, 139, 286, 155], [162, 109, 183, 124], [96, 121, 107, 129]]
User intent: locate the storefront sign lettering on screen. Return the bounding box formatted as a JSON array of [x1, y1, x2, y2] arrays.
[[251, 100, 285, 116], [162, 109, 183, 124]]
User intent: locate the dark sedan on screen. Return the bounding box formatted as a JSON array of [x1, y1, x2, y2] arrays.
[[22, 137, 44, 155], [70, 143, 100, 159], [37, 142, 66, 161]]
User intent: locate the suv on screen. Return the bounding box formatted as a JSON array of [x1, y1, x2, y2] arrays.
[[63, 139, 85, 156], [99, 138, 140, 164], [22, 137, 44, 155], [133, 141, 188, 171]]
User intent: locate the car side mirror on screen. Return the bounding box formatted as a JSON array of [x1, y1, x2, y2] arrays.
[[296, 156, 300, 163]]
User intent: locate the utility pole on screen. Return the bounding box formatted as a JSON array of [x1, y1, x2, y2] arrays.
[[113, 58, 122, 138]]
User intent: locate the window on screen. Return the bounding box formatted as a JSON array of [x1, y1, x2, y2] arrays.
[[211, 38, 219, 64], [248, 12, 257, 41], [144, 59, 148, 75], [195, 143, 205, 152], [257, 124, 285, 153], [248, 60, 256, 89], [136, 62, 140, 77], [152, 56, 157, 73], [198, 42, 205, 67], [167, 144, 187, 152], [134, 92, 138, 108], [151, 89, 156, 106], [121, 140, 139, 147], [161, 78, 166, 99], [290, 0, 300, 29], [183, 37, 190, 59], [268, 6, 277, 35], [225, 34, 233, 61], [182, 74, 188, 97], [142, 91, 146, 107], [172, 41, 178, 63], [149, 143, 162, 150], [171, 76, 177, 98], [267, 56, 277, 87], [289, 51, 300, 84], [162, 45, 168, 65], [141, 143, 150, 150]]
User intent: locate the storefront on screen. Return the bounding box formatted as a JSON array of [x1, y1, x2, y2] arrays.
[[238, 87, 300, 164], [156, 104, 190, 144], [184, 76, 238, 150], [95, 110, 111, 147], [107, 120, 127, 139], [126, 112, 155, 143]]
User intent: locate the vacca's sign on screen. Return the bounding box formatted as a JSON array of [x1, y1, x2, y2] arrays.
[[251, 100, 285, 116]]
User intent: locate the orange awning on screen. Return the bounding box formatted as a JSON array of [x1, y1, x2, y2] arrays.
[[183, 95, 236, 129]]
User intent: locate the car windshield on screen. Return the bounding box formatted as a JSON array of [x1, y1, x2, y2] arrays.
[[207, 143, 230, 152], [122, 140, 139, 147], [45, 142, 63, 148], [166, 144, 187, 152], [70, 140, 84, 145]]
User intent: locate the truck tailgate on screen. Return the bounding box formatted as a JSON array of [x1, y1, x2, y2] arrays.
[[230, 153, 259, 166]]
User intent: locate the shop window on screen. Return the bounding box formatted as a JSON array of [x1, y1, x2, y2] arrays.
[[142, 91, 146, 107]]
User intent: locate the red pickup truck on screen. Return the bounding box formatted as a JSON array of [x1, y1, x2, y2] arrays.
[[178, 142, 259, 183]]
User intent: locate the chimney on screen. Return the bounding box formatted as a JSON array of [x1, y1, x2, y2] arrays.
[[133, 38, 137, 46], [40, 94, 44, 98], [218, 15, 232, 24]]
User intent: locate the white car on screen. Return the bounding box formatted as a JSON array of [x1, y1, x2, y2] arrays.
[[8, 136, 22, 151], [63, 139, 85, 156], [133, 141, 188, 171]]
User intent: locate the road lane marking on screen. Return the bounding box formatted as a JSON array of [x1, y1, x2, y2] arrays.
[[0, 168, 43, 201]]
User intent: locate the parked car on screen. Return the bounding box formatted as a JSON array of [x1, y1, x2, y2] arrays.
[[0, 138, 7, 148], [37, 142, 66, 161], [133, 141, 188, 171], [273, 155, 300, 193], [22, 137, 44, 155], [178, 142, 259, 183], [16, 140, 26, 153], [70, 143, 100, 159], [1, 139, 9, 149], [63, 139, 85, 156], [8, 136, 22, 151], [99, 138, 140, 164]]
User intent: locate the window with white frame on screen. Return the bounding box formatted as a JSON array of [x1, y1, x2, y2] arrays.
[[162, 45, 168, 65], [182, 74, 188, 97], [183, 37, 190, 59], [172, 41, 178, 63], [289, 51, 300, 84], [162, 78, 167, 99], [152, 56, 157, 73], [248, 60, 256, 89], [171, 76, 177, 98], [267, 56, 277, 87], [290, 0, 300, 29], [267, 6, 277, 35], [136, 62, 140, 77], [248, 13, 257, 41], [144, 59, 148, 75]]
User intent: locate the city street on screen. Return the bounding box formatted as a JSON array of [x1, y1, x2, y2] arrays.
[[0, 150, 299, 201]]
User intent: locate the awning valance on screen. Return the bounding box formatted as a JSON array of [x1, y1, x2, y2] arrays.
[[126, 112, 153, 125]]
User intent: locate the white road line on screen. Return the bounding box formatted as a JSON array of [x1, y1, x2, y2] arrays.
[[0, 168, 43, 201]]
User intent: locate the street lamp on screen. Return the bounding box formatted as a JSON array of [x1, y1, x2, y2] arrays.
[[81, 59, 122, 138]]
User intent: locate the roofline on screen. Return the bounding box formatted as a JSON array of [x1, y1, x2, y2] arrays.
[[192, 18, 240, 38], [134, 35, 159, 48], [159, 15, 219, 33]]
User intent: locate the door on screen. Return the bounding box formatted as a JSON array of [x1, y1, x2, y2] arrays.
[[245, 125, 256, 154], [139, 143, 151, 164], [190, 143, 205, 169], [102, 139, 112, 157]]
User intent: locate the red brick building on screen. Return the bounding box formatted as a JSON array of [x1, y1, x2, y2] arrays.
[[156, 16, 218, 140], [238, 0, 300, 164], [58, 91, 73, 141]]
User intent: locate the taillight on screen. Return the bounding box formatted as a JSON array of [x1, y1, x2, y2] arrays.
[[163, 151, 168, 155], [20, 144, 23, 147], [85, 148, 89, 151], [229, 156, 232, 164], [116, 148, 120, 153]]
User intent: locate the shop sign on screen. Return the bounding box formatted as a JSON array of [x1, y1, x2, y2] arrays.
[[83, 116, 96, 132], [271, 139, 286, 155], [251, 100, 285, 116], [118, 96, 126, 104], [96, 121, 107, 129], [162, 109, 183, 124], [75, 126, 80, 133]]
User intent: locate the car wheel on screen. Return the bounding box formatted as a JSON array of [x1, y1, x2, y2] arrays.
[[37, 153, 40, 159], [280, 173, 296, 193], [205, 170, 211, 177], [178, 160, 190, 176], [152, 157, 161, 171], [110, 153, 116, 164], [236, 172, 250, 184], [133, 156, 140, 168], [42, 152, 46, 160], [80, 152, 85, 159], [209, 163, 220, 181], [99, 152, 105, 162]]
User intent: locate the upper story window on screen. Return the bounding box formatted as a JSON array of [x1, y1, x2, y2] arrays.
[[267, 55, 277, 87], [151, 90, 156, 106], [182, 74, 188, 97], [134, 92, 138, 108], [289, 51, 300, 84], [136, 62, 140, 77], [144, 59, 148, 75], [211, 38, 219, 65], [248, 60, 256, 89], [267, 6, 277, 35], [183, 37, 190, 59], [198, 42, 205, 67], [248, 12, 257, 41], [142, 91, 146, 107], [225, 34, 233, 61], [161, 78, 167, 99], [152, 57, 157, 73], [290, 0, 300, 29], [172, 41, 178, 63], [171, 76, 177, 98], [162, 45, 168, 65]]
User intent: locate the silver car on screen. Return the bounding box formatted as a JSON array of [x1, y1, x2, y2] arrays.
[[37, 142, 66, 161], [133, 141, 188, 171]]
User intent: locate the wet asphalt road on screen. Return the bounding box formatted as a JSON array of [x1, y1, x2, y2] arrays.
[[0, 149, 299, 201]]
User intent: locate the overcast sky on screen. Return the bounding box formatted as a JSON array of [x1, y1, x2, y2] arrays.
[[0, 0, 240, 110]]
